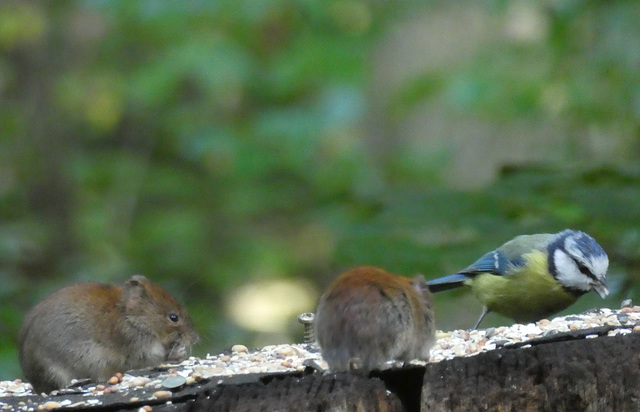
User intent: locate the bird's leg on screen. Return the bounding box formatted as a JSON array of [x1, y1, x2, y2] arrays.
[[473, 306, 490, 330]]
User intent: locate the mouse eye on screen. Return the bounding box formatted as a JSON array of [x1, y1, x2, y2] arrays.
[[169, 313, 179, 323]]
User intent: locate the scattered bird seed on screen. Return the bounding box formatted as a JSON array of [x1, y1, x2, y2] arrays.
[[231, 345, 248, 353], [152, 391, 172, 399], [38, 401, 61, 410], [3, 305, 640, 407]]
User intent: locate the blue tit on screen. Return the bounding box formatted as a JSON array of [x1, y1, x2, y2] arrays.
[[428, 229, 609, 329]]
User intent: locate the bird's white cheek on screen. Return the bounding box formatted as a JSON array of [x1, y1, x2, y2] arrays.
[[553, 250, 591, 292]]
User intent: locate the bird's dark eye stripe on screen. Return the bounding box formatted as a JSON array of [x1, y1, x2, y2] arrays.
[[575, 260, 595, 278]]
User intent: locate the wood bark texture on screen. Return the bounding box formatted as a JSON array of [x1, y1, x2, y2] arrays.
[[4, 333, 639, 412], [187, 372, 403, 412], [422, 333, 640, 412]]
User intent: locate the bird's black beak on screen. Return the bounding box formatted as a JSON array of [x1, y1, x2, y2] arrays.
[[591, 279, 609, 299]]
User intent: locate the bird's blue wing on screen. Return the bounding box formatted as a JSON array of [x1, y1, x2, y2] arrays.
[[427, 251, 520, 292], [460, 250, 524, 276], [427, 234, 553, 293]]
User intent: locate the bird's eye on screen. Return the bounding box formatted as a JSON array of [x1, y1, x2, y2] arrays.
[[169, 313, 179, 323], [576, 262, 592, 276]]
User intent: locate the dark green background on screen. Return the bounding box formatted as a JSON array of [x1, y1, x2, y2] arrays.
[[1, 1, 640, 381]]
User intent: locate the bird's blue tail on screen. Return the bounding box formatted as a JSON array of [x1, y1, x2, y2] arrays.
[[427, 273, 469, 293]]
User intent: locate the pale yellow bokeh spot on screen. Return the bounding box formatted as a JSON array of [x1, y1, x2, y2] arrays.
[[228, 279, 318, 333]]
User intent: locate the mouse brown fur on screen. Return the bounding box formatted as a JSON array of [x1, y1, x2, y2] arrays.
[[314, 266, 435, 372], [19, 275, 199, 393]]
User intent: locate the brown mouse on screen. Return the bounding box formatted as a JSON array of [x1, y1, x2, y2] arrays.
[[314, 266, 435, 372], [19, 275, 199, 393]]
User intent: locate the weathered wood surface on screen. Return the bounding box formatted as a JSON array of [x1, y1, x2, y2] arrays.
[[187, 372, 403, 412], [423, 333, 640, 412], [4, 332, 639, 412], [186, 332, 640, 411]]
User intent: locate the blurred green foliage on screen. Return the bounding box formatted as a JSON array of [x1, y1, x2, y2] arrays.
[[1, 0, 640, 381]]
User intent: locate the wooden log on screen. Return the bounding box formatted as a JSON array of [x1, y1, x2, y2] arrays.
[[4, 331, 639, 411], [422, 333, 640, 412], [188, 372, 403, 412]]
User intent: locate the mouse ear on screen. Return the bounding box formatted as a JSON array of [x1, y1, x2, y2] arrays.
[[411, 274, 428, 293], [128, 275, 149, 284], [122, 275, 150, 311]]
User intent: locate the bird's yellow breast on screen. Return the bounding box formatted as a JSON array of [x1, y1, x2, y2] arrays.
[[469, 250, 578, 323]]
